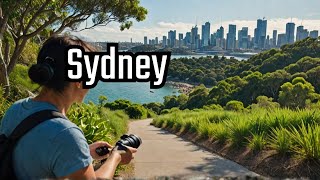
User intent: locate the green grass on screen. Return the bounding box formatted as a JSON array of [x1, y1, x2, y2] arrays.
[[152, 108, 320, 161]]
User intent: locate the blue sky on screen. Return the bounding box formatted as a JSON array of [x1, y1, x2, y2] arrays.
[[73, 0, 320, 42]]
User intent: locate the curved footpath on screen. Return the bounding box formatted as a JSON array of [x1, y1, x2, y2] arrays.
[[128, 119, 259, 179]]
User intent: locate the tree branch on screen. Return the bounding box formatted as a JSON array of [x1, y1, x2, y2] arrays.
[[4, 39, 10, 66], [17, 0, 32, 36], [23, 0, 51, 35], [23, 16, 59, 39]]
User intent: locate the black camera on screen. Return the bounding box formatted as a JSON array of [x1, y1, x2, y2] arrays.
[[95, 134, 142, 156]]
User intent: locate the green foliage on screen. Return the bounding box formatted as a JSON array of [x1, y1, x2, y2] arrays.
[[67, 103, 129, 144], [249, 96, 280, 110], [289, 123, 320, 160], [268, 127, 292, 155], [279, 77, 317, 109], [184, 85, 209, 109], [163, 94, 188, 109], [143, 102, 163, 115], [68, 103, 113, 144], [225, 100, 244, 111], [105, 99, 148, 119], [168, 56, 240, 86], [125, 104, 147, 119], [9, 64, 39, 91], [153, 108, 320, 161], [248, 133, 266, 151], [203, 104, 223, 111], [0, 88, 10, 121]]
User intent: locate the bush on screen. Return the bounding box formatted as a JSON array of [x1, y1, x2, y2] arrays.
[[289, 123, 320, 160], [268, 127, 292, 155], [248, 133, 266, 152], [225, 100, 245, 111], [125, 104, 147, 119]]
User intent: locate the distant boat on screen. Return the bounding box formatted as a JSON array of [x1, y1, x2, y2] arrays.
[[150, 90, 154, 93]]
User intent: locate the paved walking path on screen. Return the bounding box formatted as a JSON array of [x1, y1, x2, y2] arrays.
[[128, 119, 259, 179]]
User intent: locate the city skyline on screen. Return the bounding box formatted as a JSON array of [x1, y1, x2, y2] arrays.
[[143, 19, 319, 51], [72, 0, 320, 42]]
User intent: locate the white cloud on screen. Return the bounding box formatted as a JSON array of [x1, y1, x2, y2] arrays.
[[71, 18, 320, 42]]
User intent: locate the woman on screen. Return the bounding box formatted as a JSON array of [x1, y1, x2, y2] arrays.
[[0, 35, 136, 179]]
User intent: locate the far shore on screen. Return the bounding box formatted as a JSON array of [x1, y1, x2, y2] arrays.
[[166, 81, 194, 94]]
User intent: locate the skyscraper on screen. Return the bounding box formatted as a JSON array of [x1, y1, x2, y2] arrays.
[[272, 30, 277, 47], [168, 30, 176, 47], [179, 33, 184, 47], [238, 27, 248, 49], [277, 34, 287, 47], [155, 37, 159, 45], [309, 30, 319, 39], [226, 24, 236, 50], [286, 22, 295, 44], [191, 26, 198, 49], [296, 26, 309, 41], [216, 26, 224, 39], [162, 36, 167, 48], [144, 36, 148, 45], [201, 22, 211, 47], [255, 19, 267, 49], [211, 33, 217, 46], [185, 32, 191, 47]]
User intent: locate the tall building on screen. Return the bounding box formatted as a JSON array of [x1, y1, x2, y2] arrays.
[[238, 27, 248, 49], [296, 26, 309, 41], [179, 33, 184, 47], [201, 22, 211, 47], [211, 33, 217, 46], [162, 36, 167, 48], [155, 37, 159, 45], [272, 30, 277, 47], [217, 26, 224, 39], [168, 30, 176, 47], [144, 36, 148, 45], [191, 26, 198, 49], [255, 19, 267, 49], [309, 30, 319, 39], [277, 34, 287, 47], [226, 24, 236, 50], [185, 32, 191, 47], [286, 22, 295, 44]]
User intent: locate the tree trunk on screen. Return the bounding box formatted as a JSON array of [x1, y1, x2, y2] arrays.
[[0, 40, 10, 97]]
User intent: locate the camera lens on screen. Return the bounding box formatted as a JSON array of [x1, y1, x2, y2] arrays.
[[120, 134, 142, 148]]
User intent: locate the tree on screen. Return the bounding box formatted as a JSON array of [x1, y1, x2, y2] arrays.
[[307, 66, 320, 93], [184, 84, 209, 109], [0, 0, 148, 96], [262, 70, 291, 98], [278, 77, 317, 109], [250, 96, 280, 110], [225, 100, 244, 111]]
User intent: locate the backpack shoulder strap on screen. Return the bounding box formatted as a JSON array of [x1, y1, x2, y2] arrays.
[[9, 110, 66, 141]]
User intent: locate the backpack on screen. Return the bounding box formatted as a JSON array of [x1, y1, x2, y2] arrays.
[[0, 110, 66, 179]]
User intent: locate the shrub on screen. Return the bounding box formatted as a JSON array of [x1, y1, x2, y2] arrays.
[[248, 133, 266, 152], [68, 103, 113, 144], [225, 100, 245, 111], [289, 123, 320, 160], [125, 104, 147, 119], [268, 127, 292, 155]]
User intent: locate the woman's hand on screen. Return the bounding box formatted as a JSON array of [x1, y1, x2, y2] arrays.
[[89, 141, 113, 160], [111, 144, 137, 165]]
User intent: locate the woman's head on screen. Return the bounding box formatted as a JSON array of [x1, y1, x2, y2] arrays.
[[29, 35, 95, 101]]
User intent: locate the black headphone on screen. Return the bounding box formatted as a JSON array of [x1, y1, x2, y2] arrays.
[[28, 57, 55, 85]]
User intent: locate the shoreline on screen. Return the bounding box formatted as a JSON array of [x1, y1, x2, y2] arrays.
[[166, 81, 194, 94]]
